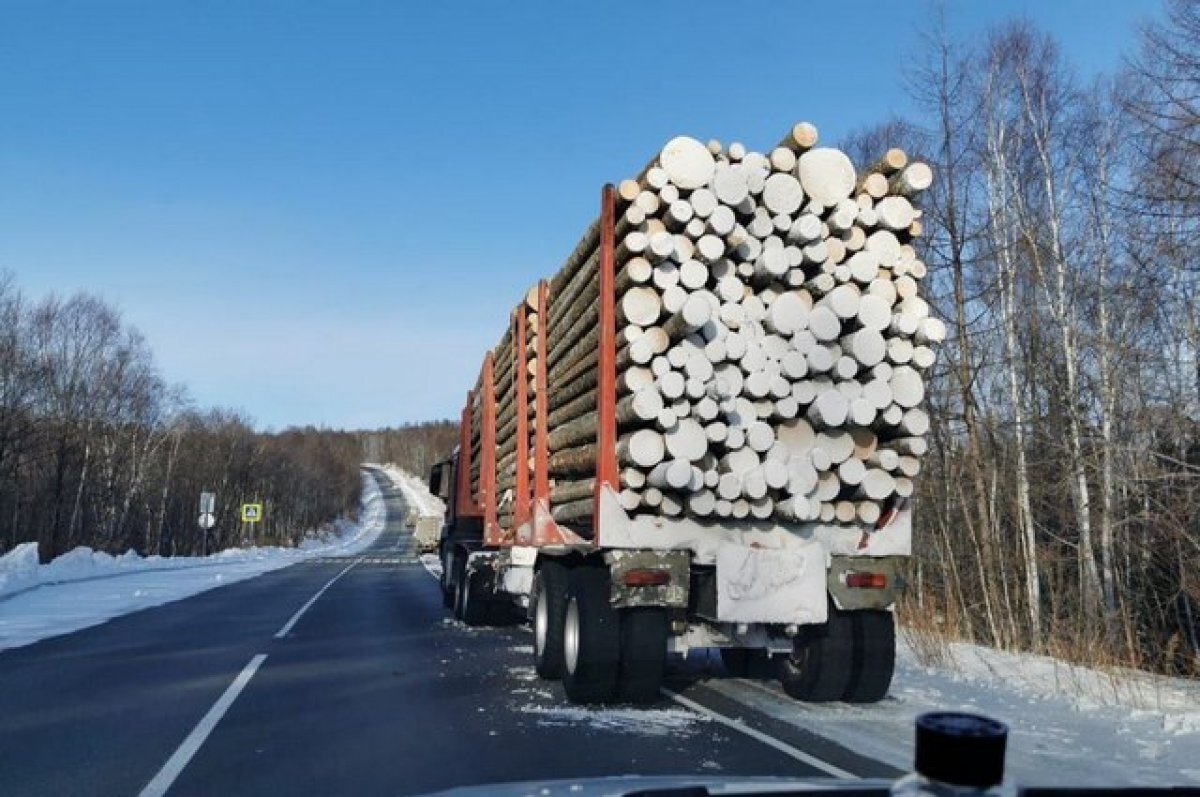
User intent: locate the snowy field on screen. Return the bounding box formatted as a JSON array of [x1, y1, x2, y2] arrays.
[[696, 635, 1200, 788], [0, 470, 386, 652]]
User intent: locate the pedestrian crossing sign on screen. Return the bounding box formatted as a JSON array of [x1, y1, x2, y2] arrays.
[[241, 503, 263, 523]]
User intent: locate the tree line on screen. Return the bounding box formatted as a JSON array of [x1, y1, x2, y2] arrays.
[[0, 274, 458, 561], [859, 1, 1199, 676]]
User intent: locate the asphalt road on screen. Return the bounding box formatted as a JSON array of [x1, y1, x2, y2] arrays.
[[0, 470, 897, 796]]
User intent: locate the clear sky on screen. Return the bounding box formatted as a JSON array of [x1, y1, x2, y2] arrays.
[[0, 0, 1159, 430]]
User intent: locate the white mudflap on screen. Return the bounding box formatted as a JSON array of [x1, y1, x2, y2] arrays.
[[715, 539, 828, 625]]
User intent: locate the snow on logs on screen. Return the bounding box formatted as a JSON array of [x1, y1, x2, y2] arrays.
[[494, 121, 937, 527]]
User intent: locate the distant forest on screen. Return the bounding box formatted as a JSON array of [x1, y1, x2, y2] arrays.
[[0, 272, 457, 561]]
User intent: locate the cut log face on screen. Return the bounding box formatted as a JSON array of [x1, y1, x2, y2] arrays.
[[660, 136, 716, 189], [797, 148, 857, 206]]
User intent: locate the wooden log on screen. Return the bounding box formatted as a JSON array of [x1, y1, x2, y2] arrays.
[[889, 162, 933, 196], [912, 345, 937, 370], [620, 287, 662, 327], [856, 501, 882, 524], [551, 478, 596, 504], [618, 257, 653, 289], [665, 418, 707, 462], [769, 146, 798, 172], [777, 121, 820, 153], [900, 407, 930, 436], [549, 220, 600, 297], [859, 172, 889, 199], [889, 366, 925, 409], [660, 136, 716, 190], [798, 148, 856, 206], [876, 196, 916, 231], [762, 173, 805, 215], [807, 390, 850, 428]]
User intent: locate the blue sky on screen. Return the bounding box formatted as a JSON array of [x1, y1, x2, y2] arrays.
[[1, 1, 1158, 430]]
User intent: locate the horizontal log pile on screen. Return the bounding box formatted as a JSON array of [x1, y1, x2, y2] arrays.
[[480, 121, 939, 529]]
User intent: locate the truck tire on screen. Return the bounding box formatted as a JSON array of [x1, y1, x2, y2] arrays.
[[562, 566, 620, 704], [531, 561, 570, 679], [454, 557, 489, 627], [721, 648, 785, 680], [440, 550, 455, 609], [843, 610, 895, 703], [617, 608, 667, 704], [781, 604, 854, 702]]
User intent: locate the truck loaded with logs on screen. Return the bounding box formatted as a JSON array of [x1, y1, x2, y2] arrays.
[[427, 121, 940, 705]]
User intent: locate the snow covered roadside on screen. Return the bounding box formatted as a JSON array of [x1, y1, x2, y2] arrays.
[[0, 469, 387, 652], [375, 463, 445, 519], [705, 635, 1200, 787]]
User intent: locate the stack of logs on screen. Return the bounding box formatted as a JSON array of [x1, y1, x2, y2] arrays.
[[485, 122, 940, 530]]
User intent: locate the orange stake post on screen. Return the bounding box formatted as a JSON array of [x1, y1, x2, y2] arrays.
[[481, 353, 499, 545], [592, 184, 619, 541], [455, 391, 479, 519], [513, 309, 530, 531], [534, 280, 550, 507]]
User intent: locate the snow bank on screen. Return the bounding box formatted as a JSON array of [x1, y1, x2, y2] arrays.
[[706, 635, 1200, 787], [0, 469, 387, 651], [377, 463, 444, 519]]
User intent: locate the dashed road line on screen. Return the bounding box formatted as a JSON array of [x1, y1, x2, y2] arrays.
[[661, 687, 857, 779], [274, 558, 361, 639], [138, 654, 268, 797]]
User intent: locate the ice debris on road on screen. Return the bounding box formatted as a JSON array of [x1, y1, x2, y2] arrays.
[[0, 470, 387, 651]]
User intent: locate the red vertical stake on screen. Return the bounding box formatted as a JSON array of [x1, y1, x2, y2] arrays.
[[481, 352, 498, 545], [456, 391, 475, 519], [593, 184, 619, 542], [534, 280, 550, 507], [513, 309, 530, 530]]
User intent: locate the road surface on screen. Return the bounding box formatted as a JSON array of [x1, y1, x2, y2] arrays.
[[0, 470, 898, 796]]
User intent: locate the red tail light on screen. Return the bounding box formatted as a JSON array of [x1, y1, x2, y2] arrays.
[[846, 572, 888, 589], [624, 568, 671, 587]]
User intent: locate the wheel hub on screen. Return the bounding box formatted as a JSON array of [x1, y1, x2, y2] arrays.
[[563, 598, 580, 675], [534, 585, 549, 656]]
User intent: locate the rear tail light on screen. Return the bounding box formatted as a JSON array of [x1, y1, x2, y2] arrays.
[[624, 568, 671, 587], [846, 571, 888, 589]]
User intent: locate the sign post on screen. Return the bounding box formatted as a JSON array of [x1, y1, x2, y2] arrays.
[[199, 492, 217, 556], [241, 503, 263, 544]]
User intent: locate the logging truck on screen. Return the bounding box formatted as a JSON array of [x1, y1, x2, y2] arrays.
[[429, 124, 936, 705]]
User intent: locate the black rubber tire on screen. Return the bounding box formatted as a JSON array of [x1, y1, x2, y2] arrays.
[[440, 550, 455, 609], [843, 610, 895, 703], [617, 608, 668, 704], [781, 604, 854, 702], [722, 648, 785, 680], [562, 567, 620, 704], [450, 552, 467, 620], [531, 561, 570, 679], [455, 558, 490, 627]]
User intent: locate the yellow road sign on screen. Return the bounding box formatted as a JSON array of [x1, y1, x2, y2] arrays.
[[241, 503, 263, 523]]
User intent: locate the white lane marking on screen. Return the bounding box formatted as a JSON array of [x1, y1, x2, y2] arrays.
[[661, 688, 857, 779], [139, 654, 267, 797], [274, 558, 361, 639]]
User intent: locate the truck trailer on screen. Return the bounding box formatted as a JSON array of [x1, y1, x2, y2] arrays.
[[429, 124, 936, 705]]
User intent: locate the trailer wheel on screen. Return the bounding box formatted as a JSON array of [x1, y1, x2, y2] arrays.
[[617, 608, 667, 704], [439, 549, 455, 609], [454, 557, 489, 627], [562, 567, 620, 704], [721, 648, 785, 680], [781, 603, 853, 702], [531, 561, 570, 679], [843, 610, 895, 703]]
